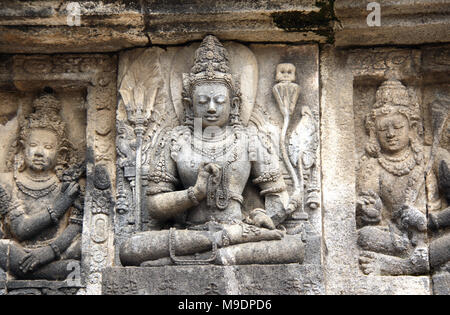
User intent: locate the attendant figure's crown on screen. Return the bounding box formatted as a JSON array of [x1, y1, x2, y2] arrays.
[[368, 78, 421, 127], [374, 78, 418, 112], [21, 92, 65, 140], [32, 93, 62, 114]]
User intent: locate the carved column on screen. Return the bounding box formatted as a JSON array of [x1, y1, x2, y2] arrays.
[[81, 56, 117, 295]]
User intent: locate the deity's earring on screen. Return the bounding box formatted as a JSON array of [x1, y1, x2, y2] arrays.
[[183, 98, 194, 127], [230, 97, 241, 125]]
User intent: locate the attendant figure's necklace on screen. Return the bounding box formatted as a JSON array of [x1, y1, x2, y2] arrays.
[[378, 148, 417, 176], [14, 169, 58, 199]]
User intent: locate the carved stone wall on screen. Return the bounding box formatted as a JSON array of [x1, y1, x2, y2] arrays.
[[0, 54, 116, 295], [0, 0, 448, 296], [321, 44, 450, 295]]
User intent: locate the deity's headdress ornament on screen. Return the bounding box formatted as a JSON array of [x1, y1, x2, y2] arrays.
[[181, 35, 242, 128], [20, 92, 66, 142], [366, 78, 421, 131], [182, 35, 238, 97]]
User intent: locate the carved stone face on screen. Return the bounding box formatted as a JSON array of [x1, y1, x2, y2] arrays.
[[376, 113, 411, 155], [193, 83, 231, 128], [276, 63, 296, 82], [24, 128, 59, 173]]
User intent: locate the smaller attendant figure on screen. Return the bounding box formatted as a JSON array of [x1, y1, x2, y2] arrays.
[[0, 93, 84, 280], [356, 78, 449, 276], [428, 118, 450, 273]]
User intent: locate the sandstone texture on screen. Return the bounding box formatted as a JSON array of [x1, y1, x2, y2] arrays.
[[0, 0, 448, 295]]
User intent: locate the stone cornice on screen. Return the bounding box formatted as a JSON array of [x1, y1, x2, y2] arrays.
[[334, 0, 450, 47], [0, 0, 335, 53], [0, 1, 448, 53]]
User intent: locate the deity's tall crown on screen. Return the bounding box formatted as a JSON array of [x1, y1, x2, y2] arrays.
[[182, 35, 237, 96]]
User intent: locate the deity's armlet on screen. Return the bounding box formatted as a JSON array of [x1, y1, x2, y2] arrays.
[[147, 133, 179, 196], [250, 131, 289, 220]]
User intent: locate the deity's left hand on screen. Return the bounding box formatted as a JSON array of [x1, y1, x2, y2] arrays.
[[400, 205, 427, 232], [249, 208, 276, 230], [19, 246, 55, 274]]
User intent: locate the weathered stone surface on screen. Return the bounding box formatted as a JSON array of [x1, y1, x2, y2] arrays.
[[144, 0, 335, 45], [6, 280, 82, 295], [0, 0, 448, 296], [432, 273, 450, 295], [330, 275, 431, 295], [334, 0, 450, 47], [0, 1, 147, 53], [0, 0, 336, 53], [320, 45, 360, 294], [102, 264, 324, 295]]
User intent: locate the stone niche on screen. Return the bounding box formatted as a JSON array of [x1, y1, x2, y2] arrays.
[[108, 36, 323, 295], [0, 54, 116, 295], [321, 45, 450, 295]]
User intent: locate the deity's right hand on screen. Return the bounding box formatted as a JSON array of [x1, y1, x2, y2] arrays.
[[53, 182, 80, 218], [194, 163, 221, 200], [357, 190, 382, 224]]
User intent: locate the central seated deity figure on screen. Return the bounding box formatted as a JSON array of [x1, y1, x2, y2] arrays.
[[120, 35, 304, 266]]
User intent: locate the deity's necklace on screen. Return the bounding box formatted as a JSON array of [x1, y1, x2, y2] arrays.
[[191, 129, 239, 161], [195, 129, 242, 211]]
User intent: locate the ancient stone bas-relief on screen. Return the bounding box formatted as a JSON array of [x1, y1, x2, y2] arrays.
[[0, 93, 85, 280], [0, 53, 116, 295], [356, 77, 450, 277], [115, 36, 321, 271]]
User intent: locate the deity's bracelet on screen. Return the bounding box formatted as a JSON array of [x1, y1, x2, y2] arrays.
[[50, 243, 62, 259], [187, 187, 200, 206], [47, 206, 60, 224], [251, 208, 267, 216]]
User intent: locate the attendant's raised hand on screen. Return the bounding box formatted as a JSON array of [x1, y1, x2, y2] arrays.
[[52, 182, 80, 219], [356, 190, 382, 224]]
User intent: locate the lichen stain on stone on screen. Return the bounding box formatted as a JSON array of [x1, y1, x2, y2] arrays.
[[270, 0, 337, 43]]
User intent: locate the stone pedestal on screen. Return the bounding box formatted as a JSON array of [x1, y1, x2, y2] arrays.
[[3, 280, 83, 295], [102, 264, 324, 295], [330, 275, 431, 295], [432, 273, 450, 295]]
